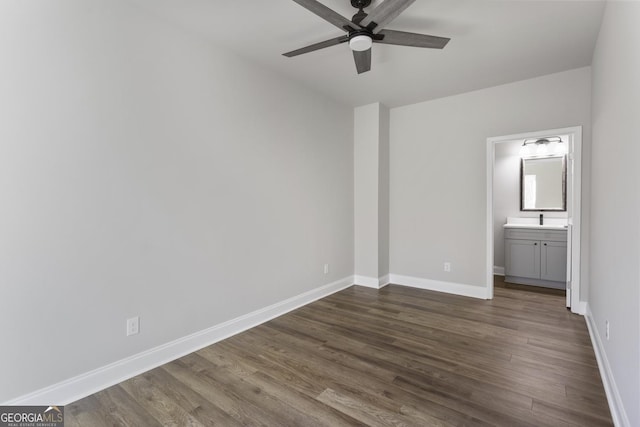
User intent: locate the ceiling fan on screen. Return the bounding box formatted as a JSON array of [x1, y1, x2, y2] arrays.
[[283, 0, 450, 74]]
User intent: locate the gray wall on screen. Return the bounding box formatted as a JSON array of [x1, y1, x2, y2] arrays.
[[390, 67, 591, 288], [590, 2, 640, 425], [0, 0, 354, 402], [354, 103, 390, 284], [354, 104, 381, 279], [378, 105, 390, 279]]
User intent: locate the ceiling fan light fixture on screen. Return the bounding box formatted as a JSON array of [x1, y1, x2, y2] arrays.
[[282, 0, 450, 74], [349, 35, 373, 51]]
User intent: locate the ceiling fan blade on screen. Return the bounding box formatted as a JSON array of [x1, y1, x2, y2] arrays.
[[358, 0, 416, 32], [283, 35, 349, 57], [352, 49, 371, 74], [376, 29, 450, 49], [291, 0, 360, 32]]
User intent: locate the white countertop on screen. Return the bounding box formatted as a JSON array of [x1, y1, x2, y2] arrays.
[[503, 223, 568, 230], [503, 216, 568, 230]]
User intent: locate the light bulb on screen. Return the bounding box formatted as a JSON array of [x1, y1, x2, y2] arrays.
[[519, 144, 529, 157], [558, 142, 568, 154], [349, 35, 372, 52]]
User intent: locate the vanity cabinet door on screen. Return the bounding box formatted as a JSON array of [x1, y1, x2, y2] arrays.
[[540, 240, 567, 282], [505, 239, 540, 280]]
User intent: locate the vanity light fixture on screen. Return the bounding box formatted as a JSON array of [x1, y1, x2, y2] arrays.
[[520, 136, 566, 156]]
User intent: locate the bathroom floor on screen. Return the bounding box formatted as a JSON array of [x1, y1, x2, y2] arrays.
[[496, 274, 566, 297]]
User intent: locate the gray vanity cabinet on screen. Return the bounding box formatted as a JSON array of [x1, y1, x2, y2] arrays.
[[505, 239, 540, 280], [504, 228, 567, 289], [540, 240, 567, 282]]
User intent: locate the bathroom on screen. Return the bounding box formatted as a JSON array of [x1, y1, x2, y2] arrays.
[[492, 132, 575, 305]]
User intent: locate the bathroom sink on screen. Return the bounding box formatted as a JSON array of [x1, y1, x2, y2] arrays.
[[503, 217, 568, 230]]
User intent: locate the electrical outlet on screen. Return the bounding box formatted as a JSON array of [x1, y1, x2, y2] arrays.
[[324, 264, 329, 274], [605, 320, 610, 341], [127, 316, 140, 336], [444, 262, 451, 272]]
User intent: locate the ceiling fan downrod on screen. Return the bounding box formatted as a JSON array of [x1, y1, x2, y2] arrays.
[[350, 0, 371, 24]]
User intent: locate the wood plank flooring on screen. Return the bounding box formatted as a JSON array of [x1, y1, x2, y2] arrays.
[[66, 280, 613, 426]]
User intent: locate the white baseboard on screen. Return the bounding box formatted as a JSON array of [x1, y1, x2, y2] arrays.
[[353, 275, 390, 289], [378, 274, 390, 288], [2, 275, 355, 406], [584, 304, 630, 427], [493, 266, 505, 276], [388, 274, 489, 300], [354, 275, 381, 288], [575, 301, 587, 316]]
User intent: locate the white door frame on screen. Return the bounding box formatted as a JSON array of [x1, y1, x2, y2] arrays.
[[485, 126, 583, 314]]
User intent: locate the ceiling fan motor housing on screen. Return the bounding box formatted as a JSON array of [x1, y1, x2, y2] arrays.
[[350, 0, 372, 9]]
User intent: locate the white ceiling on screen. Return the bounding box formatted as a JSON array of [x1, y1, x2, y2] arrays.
[[131, 0, 605, 107]]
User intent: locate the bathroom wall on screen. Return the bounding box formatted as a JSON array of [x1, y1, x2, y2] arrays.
[[493, 140, 568, 272]]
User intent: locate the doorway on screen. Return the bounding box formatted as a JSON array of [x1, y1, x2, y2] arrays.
[[486, 126, 583, 314]]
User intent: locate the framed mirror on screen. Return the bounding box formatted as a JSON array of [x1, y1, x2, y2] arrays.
[[520, 155, 566, 211]]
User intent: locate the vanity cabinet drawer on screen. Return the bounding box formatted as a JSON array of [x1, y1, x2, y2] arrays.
[[504, 228, 567, 242]]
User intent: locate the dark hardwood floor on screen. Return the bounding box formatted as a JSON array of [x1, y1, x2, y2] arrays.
[[66, 280, 613, 426]]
